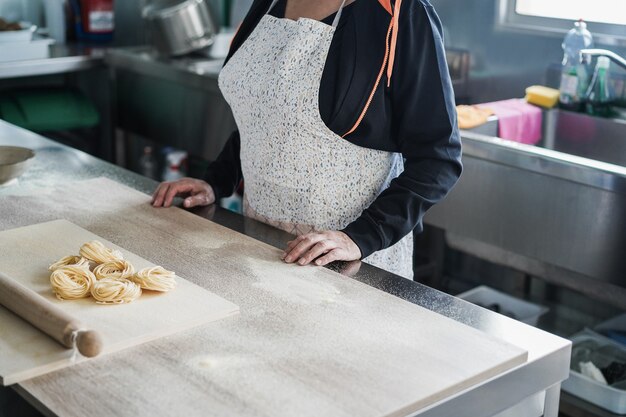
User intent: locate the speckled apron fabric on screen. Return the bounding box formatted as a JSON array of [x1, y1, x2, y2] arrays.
[[218, 0, 414, 279]]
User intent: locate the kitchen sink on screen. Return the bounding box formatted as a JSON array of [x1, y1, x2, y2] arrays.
[[425, 106, 626, 304], [542, 109, 626, 168], [470, 109, 626, 169]]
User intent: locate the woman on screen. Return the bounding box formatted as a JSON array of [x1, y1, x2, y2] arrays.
[[152, 0, 462, 279]]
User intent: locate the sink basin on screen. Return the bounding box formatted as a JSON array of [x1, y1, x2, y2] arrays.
[[542, 110, 626, 168], [466, 108, 626, 169]]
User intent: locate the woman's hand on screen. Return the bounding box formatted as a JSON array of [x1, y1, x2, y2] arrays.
[[152, 178, 216, 208], [283, 231, 362, 266]]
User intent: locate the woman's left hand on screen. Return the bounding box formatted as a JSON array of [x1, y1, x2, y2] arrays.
[[282, 231, 362, 266]]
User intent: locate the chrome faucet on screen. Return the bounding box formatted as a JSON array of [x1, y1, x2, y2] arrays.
[[580, 49, 626, 70]]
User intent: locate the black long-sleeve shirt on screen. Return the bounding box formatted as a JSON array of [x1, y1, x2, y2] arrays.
[[205, 0, 462, 258]]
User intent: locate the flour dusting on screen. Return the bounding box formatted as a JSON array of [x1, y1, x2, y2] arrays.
[[245, 256, 345, 305]]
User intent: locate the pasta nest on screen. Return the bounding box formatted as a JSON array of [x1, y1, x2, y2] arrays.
[[50, 265, 96, 300], [131, 266, 177, 292], [93, 259, 135, 280], [91, 278, 142, 304], [79, 240, 124, 264], [49, 255, 92, 271]]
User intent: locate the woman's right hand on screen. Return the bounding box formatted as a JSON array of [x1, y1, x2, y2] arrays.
[[151, 178, 216, 209]]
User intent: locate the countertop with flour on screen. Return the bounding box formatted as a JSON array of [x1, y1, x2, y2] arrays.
[[0, 120, 571, 417]]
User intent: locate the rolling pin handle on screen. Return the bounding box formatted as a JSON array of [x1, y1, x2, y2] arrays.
[[76, 330, 104, 358], [63, 321, 103, 357], [62, 321, 81, 348], [0, 271, 104, 357]]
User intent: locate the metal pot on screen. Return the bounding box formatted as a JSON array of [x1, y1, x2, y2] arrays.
[[143, 0, 217, 56]]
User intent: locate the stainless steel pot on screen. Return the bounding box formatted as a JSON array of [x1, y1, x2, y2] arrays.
[[143, 0, 217, 56]]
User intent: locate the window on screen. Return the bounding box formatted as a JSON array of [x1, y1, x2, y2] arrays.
[[497, 0, 626, 45], [515, 0, 626, 26]]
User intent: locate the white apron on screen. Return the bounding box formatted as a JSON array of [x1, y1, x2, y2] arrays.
[[218, 0, 414, 279]]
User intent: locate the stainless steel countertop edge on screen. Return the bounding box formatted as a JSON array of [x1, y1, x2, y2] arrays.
[[105, 47, 222, 93], [0, 45, 106, 79], [412, 343, 572, 417], [462, 130, 626, 193]]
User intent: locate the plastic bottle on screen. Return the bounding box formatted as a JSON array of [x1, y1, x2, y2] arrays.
[[559, 20, 594, 111], [139, 146, 156, 180], [220, 194, 243, 214], [585, 57, 615, 118], [162, 149, 188, 182]]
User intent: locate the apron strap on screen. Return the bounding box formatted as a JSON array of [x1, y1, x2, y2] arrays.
[[331, 0, 348, 28], [265, 0, 348, 28], [266, 0, 281, 14]]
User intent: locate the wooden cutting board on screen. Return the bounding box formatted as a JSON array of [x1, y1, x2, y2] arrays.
[[0, 219, 239, 386]]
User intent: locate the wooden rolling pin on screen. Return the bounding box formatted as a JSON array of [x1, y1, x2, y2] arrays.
[[0, 271, 103, 357]]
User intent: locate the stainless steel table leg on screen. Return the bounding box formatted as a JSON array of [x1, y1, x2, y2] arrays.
[[543, 384, 561, 417]]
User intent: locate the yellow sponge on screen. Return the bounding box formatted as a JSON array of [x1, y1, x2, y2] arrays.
[[525, 85, 560, 108]]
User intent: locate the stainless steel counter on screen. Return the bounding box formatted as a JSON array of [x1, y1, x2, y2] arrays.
[[105, 47, 236, 163], [460, 130, 626, 193], [0, 120, 571, 417], [105, 47, 223, 90], [425, 115, 626, 309], [0, 44, 106, 79]]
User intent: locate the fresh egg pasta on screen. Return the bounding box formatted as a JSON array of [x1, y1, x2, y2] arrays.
[[49, 255, 91, 271], [79, 240, 124, 264], [131, 266, 177, 292], [50, 265, 96, 300], [50, 241, 176, 305], [91, 278, 142, 304], [94, 259, 135, 280]]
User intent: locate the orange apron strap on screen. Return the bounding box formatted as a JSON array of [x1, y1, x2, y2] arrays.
[[377, 0, 402, 86], [342, 18, 394, 138], [342, 0, 402, 137]]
